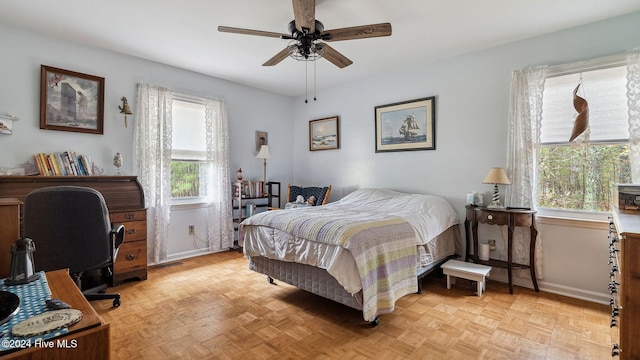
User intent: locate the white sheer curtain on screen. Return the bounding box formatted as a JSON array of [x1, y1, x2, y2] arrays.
[[505, 66, 546, 279], [133, 83, 173, 263], [204, 99, 233, 251], [628, 48, 640, 182]]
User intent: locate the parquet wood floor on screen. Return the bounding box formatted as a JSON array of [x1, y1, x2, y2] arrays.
[[94, 251, 612, 359]]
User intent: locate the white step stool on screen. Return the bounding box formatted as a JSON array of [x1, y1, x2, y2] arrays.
[[441, 259, 492, 297]]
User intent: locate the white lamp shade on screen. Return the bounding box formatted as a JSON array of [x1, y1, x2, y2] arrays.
[[256, 145, 271, 159]]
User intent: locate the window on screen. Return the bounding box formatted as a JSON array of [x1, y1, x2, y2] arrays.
[[537, 60, 631, 213], [171, 97, 207, 200]]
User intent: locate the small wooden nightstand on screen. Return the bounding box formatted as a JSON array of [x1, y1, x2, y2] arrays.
[[464, 205, 539, 294]]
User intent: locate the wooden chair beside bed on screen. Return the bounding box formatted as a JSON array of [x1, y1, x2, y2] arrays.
[[269, 184, 332, 210]]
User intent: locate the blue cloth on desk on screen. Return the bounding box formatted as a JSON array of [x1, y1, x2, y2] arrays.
[[0, 271, 69, 352]]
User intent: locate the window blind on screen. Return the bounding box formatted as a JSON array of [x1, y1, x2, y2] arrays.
[[172, 99, 206, 160], [540, 65, 629, 144]]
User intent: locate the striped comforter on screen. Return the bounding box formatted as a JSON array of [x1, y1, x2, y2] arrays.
[[242, 206, 418, 321]]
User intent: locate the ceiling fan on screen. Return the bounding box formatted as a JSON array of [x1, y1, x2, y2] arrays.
[[218, 0, 392, 68]]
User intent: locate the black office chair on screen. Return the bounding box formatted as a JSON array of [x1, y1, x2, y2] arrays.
[[24, 186, 124, 307]]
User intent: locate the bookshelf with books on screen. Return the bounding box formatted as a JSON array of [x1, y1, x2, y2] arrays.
[[33, 151, 94, 176], [232, 181, 280, 250]]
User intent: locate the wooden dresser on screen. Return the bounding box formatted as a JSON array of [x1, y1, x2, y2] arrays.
[[0, 176, 147, 286], [610, 208, 640, 358]]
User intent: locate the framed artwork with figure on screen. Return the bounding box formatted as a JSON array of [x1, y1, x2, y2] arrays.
[[255, 130, 268, 152], [40, 65, 105, 135]]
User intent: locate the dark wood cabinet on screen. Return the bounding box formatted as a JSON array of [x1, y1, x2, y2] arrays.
[[0, 175, 147, 285], [610, 208, 640, 359]]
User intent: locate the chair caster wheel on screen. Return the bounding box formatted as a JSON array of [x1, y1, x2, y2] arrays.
[[370, 317, 380, 327], [267, 276, 274, 284], [113, 298, 121, 307]]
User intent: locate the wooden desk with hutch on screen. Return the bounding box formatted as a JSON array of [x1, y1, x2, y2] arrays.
[[465, 205, 539, 294], [0, 176, 147, 286]]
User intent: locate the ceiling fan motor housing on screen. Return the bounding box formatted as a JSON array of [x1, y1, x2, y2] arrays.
[[288, 19, 324, 37]]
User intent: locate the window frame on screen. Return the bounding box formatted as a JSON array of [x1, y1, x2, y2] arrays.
[[170, 95, 209, 205], [535, 54, 630, 221]]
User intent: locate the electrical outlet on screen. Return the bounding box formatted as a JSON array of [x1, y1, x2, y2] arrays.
[[188, 225, 195, 235]]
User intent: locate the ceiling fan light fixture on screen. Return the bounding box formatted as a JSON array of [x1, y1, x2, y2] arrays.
[[287, 39, 324, 61]]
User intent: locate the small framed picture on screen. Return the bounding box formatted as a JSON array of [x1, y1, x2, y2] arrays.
[[40, 65, 105, 135], [309, 116, 339, 151], [375, 96, 435, 152], [255, 130, 268, 152]]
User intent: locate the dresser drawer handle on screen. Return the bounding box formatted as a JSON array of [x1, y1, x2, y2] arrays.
[[126, 229, 136, 235], [487, 214, 493, 220], [126, 254, 136, 261], [125, 213, 136, 220], [611, 344, 620, 357]]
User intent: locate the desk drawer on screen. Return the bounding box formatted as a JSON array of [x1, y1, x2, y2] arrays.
[[114, 241, 146, 273], [121, 221, 146, 242], [110, 209, 146, 223], [476, 211, 508, 225]]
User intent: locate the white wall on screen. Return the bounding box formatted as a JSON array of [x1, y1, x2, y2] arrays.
[[0, 24, 294, 261], [291, 12, 640, 302]]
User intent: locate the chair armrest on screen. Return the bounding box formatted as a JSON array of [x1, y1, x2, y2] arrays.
[[111, 223, 125, 259]]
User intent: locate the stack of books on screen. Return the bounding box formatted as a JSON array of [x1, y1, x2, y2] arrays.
[[33, 151, 93, 176]]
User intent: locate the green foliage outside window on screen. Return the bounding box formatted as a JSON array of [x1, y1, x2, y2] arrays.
[[537, 144, 630, 212], [171, 160, 202, 198]]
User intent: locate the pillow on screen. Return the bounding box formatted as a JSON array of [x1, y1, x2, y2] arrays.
[[289, 186, 328, 206]]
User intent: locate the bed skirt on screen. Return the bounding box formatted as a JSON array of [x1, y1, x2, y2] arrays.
[[248, 253, 457, 316]]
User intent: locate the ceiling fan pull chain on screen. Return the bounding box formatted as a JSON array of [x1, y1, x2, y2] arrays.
[[314, 59, 317, 101], [305, 60, 308, 103]]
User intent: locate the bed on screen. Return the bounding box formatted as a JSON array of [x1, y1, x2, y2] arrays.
[[241, 188, 461, 324]]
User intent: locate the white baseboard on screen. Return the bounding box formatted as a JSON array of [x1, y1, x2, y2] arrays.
[[537, 281, 610, 305], [488, 272, 609, 305], [150, 248, 222, 267]]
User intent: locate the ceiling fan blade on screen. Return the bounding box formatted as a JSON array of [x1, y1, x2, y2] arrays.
[[263, 47, 293, 66], [322, 23, 392, 41], [320, 43, 352, 68], [218, 26, 290, 39], [292, 0, 315, 33]]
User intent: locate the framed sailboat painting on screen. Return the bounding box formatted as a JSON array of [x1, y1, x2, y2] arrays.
[[375, 96, 435, 152]]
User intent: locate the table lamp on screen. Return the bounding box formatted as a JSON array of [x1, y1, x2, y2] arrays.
[[256, 145, 271, 196], [483, 167, 510, 208]]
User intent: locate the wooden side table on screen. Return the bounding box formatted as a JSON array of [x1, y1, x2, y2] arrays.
[[464, 205, 539, 294]]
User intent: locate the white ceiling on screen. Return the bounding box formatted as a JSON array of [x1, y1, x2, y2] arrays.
[[1, 0, 639, 97]]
